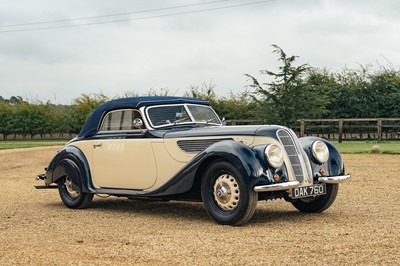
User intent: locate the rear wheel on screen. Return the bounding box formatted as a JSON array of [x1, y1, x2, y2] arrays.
[[201, 160, 258, 226], [291, 184, 338, 213], [58, 175, 93, 209]]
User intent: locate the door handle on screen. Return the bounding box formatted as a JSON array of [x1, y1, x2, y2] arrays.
[[94, 143, 103, 149]]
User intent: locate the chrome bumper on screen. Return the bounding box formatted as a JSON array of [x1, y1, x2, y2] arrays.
[[253, 174, 351, 192], [254, 181, 300, 192], [318, 174, 351, 183]]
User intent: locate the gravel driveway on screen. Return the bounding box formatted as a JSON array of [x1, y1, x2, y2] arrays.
[[0, 147, 399, 265]]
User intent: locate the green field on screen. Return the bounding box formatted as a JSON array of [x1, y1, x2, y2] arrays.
[[0, 139, 66, 150], [332, 141, 400, 154], [1, 139, 400, 154]]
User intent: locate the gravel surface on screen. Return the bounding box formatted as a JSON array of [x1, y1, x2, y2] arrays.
[[0, 146, 399, 265]]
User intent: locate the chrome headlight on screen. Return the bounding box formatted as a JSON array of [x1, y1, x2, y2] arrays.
[[265, 144, 284, 168], [312, 140, 329, 164]]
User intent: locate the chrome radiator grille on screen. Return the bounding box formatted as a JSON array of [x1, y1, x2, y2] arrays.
[[277, 129, 305, 183]]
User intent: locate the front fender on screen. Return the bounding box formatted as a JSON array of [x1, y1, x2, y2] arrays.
[[200, 140, 269, 187], [148, 140, 270, 197], [299, 137, 345, 178], [45, 146, 94, 193]]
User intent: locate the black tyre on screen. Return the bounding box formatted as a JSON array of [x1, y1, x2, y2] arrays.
[[201, 160, 258, 226], [58, 174, 93, 209], [291, 184, 338, 213]]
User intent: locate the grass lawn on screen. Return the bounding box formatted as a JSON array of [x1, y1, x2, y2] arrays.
[[332, 140, 400, 154], [0, 139, 66, 150]]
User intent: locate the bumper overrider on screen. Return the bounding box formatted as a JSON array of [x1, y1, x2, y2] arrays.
[[254, 174, 351, 192], [36, 174, 46, 181]]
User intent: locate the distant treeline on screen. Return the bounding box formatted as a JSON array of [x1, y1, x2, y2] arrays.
[[1, 45, 399, 139]]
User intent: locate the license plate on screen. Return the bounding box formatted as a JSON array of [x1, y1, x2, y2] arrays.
[[291, 184, 326, 199]]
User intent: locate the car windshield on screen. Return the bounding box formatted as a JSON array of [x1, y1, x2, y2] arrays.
[[147, 104, 221, 128]]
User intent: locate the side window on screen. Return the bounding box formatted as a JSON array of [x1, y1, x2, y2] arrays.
[[99, 110, 145, 131]]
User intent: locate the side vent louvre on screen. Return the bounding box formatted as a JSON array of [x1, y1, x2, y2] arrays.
[[177, 138, 234, 153]]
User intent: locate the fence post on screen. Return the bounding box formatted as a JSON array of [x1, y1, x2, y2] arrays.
[[377, 119, 382, 142], [300, 120, 305, 137], [338, 120, 343, 143]]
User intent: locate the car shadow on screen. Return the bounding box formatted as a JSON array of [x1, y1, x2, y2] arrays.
[[251, 208, 314, 225], [91, 197, 212, 223], [47, 197, 329, 226]]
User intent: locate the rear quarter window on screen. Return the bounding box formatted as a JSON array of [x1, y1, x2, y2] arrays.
[[99, 109, 145, 131]]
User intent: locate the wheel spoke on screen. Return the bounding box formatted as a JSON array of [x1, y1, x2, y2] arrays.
[[64, 176, 80, 199]]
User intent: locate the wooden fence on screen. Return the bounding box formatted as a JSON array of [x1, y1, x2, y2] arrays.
[[298, 118, 400, 142], [227, 118, 400, 142], [2, 118, 400, 141]]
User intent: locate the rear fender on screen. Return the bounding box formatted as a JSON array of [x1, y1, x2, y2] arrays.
[[46, 146, 94, 193]]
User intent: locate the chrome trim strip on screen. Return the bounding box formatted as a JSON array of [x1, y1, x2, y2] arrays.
[[254, 181, 300, 192], [145, 103, 222, 129], [318, 174, 351, 183]]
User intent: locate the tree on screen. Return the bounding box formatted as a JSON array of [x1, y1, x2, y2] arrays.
[[185, 81, 218, 107], [68, 93, 110, 134], [185, 82, 259, 122], [0, 102, 14, 139], [8, 96, 24, 105], [246, 45, 329, 126], [368, 67, 400, 118]]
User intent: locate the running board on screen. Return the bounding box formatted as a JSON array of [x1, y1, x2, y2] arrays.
[[34, 185, 58, 189]]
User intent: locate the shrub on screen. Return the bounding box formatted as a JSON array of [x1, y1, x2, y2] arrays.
[[370, 145, 382, 154]]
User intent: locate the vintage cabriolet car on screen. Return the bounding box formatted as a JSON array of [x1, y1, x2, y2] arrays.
[[37, 96, 351, 225]]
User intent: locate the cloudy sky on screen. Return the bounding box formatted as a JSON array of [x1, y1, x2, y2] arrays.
[[0, 0, 399, 104]]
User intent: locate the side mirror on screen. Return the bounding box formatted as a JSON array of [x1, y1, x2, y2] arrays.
[[133, 118, 144, 132], [222, 117, 226, 126]]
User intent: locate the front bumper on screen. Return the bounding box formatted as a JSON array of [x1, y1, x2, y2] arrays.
[[318, 174, 351, 183], [253, 174, 351, 192], [254, 181, 300, 192]]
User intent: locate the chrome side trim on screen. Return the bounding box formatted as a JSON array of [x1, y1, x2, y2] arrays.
[[318, 174, 351, 183], [254, 181, 300, 192]]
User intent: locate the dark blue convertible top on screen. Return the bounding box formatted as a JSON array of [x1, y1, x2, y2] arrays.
[[78, 96, 210, 138]]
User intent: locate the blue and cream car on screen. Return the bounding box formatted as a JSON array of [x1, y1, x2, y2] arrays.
[[37, 96, 351, 225]]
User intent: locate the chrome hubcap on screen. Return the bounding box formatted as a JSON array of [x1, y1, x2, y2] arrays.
[[213, 174, 240, 211], [64, 176, 80, 198]]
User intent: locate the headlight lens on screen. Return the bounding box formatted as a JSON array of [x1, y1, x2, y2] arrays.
[[312, 140, 329, 164], [265, 144, 284, 168]]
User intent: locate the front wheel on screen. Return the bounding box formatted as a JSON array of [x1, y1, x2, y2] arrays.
[[291, 183, 338, 213], [58, 176, 93, 209], [201, 160, 258, 226]]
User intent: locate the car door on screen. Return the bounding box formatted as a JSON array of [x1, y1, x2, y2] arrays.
[[91, 109, 157, 190]]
